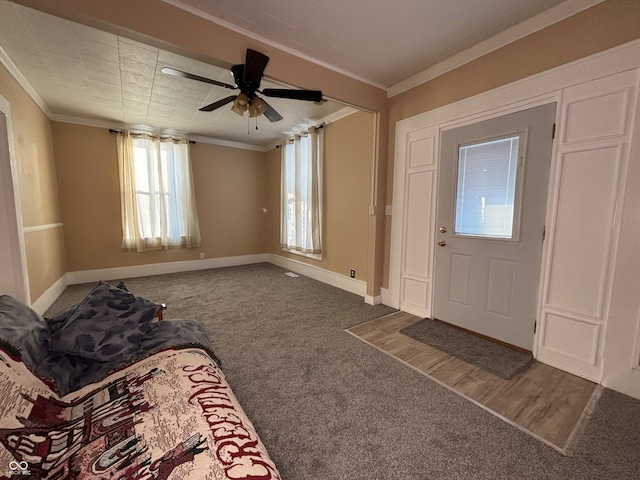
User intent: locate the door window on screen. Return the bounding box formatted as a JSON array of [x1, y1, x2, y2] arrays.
[[454, 133, 525, 240]]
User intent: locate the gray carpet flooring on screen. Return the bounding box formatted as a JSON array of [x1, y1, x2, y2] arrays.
[[400, 318, 533, 379], [46, 263, 640, 480]]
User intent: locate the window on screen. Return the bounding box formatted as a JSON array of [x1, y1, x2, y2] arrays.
[[117, 132, 201, 252], [281, 126, 323, 257], [454, 133, 525, 240]]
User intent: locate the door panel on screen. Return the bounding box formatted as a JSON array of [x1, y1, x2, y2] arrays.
[[404, 170, 433, 277], [546, 146, 620, 316], [433, 103, 556, 350], [448, 253, 471, 306], [486, 259, 516, 317]]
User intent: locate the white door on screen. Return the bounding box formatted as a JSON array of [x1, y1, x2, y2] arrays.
[[0, 112, 26, 302], [433, 103, 556, 350]]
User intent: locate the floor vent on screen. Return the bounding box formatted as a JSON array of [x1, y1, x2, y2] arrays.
[[285, 272, 299, 278]]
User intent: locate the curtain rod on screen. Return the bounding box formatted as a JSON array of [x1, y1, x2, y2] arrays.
[[109, 129, 196, 144], [275, 123, 325, 148]]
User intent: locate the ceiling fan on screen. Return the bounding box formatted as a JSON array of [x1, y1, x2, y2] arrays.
[[161, 49, 323, 123]]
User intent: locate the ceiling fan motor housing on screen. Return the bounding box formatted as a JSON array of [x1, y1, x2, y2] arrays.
[[231, 64, 261, 98]]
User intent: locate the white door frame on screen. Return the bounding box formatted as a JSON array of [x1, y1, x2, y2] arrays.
[[0, 95, 30, 304], [389, 39, 640, 385]]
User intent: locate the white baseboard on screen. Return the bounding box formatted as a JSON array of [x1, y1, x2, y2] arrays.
[[268, 253, 367, 298], [31, 274, 68, 315], [66, 254, 269, 285], [364, 295, 381, 305], [379, 287, 394, 308], [37, 253, 372, 313]]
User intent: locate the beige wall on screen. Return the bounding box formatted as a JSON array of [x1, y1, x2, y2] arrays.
[[266, 111, 375, 280], [52, 122, 266, 272], [264, 147, 281, 256], [55, 112, 373, 279], [323, 112, 374, 280], [192, 142, 267, 259], [382, 0, 640, 288], [0, 62, 65, 302]]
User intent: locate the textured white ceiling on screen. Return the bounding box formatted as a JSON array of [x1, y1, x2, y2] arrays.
[[0, 0, 348, 148]]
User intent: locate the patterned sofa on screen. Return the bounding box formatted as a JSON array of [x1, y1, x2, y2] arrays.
[[0, 282, 281, 479]]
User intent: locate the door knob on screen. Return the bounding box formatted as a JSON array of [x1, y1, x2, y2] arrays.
[[437, 240, 446, 247]]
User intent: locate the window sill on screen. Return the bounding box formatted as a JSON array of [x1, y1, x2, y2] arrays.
[[282, 247, 322, 261]]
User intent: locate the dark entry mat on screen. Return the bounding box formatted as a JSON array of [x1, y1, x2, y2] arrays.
[[400, 318, 533, 379]]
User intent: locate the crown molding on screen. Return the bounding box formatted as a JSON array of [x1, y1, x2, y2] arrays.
[[50, 112, 266, 151], [322, 106, 360, 125], [189, 134, 268, 152], [387, 0, 606, 98], [265, 105, 359, 151], [0, 46, 51, 116]]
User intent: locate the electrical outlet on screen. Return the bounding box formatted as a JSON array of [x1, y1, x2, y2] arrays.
[[350, 269, 355, 278], [199, 252, 205, 259]]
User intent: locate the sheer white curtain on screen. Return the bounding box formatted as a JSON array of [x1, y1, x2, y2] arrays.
[[281, 126, 323, 255], [117, 131, 201, 252]]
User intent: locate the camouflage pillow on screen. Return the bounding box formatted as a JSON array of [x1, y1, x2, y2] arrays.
[[0, 295, 49, 369], [48, 281, 160, 362], [45, 281, 129, 337]]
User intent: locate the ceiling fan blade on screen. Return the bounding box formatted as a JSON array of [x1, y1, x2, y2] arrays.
[[199, 95, 237, 112], [261, 100, 284, 123], [230, 64, 244, 86], [243, 48, 269, 87], [161, 67, 237, 90], [262, 88, 323, 102]]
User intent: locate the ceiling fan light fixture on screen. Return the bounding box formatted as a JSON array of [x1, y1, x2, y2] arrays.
[[231, 92, 249, 116], [249, 96, 268, 118], [231, 102, 246, 116], [237, 92, 249, 106]]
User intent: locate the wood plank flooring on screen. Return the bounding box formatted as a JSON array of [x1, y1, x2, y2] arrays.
[[347, 312, 600, 454]]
